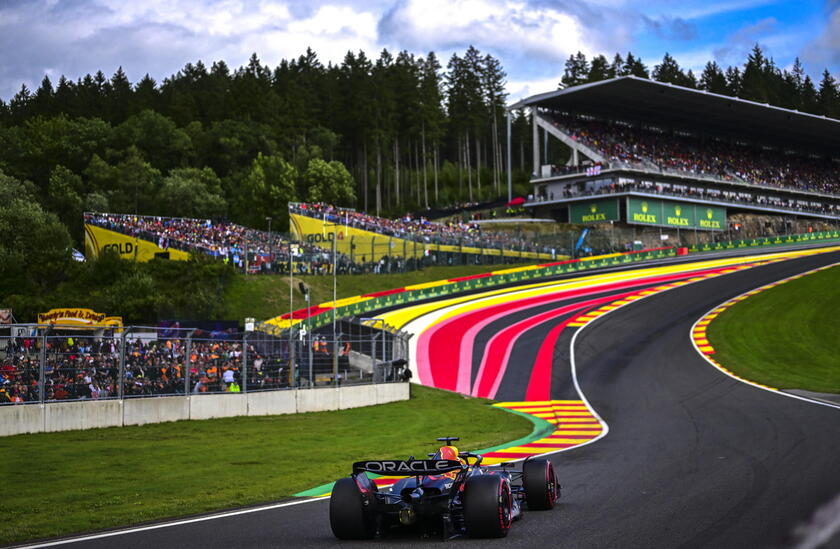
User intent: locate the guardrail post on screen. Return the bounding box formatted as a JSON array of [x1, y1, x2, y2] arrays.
[[372, 332, 380, 383], [289, 327, 296, 388], [184, 329, 196, 395], [39, 327, 48, 403], [119, 328, 133, 400], [242, 332, 249, 393]]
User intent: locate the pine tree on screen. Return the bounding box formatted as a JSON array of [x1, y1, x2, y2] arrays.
[[725, 66, 742, 96], [419, 52, 446, 204], [624, 53, 649, 78], [741, 44, 769, 103], [482, 53, 507, 194], [801, 75, 819, 114], [587, 55, 611, 82], [699, 62, 728, 94], [107, 67, 132, 123], [610, 53, 625, 77], [561, 52, 589, 87], [652, 53, 687, 85], [818, 69, 839, 118]]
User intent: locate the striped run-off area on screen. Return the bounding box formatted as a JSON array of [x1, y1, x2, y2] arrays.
[[481, 401, 603, 463]]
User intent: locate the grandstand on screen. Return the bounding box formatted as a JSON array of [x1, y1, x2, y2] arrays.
[[85, 206, 557, 274], [512, 76, 840, 234]]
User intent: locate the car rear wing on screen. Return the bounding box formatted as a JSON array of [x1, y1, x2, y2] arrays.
[[353, 459, 464, 476]]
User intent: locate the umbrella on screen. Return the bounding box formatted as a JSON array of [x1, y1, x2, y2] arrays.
[[507, 197, 525, 206]]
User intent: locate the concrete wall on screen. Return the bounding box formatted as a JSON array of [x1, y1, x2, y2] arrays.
[[297, 387, 339, 413], [44, 400, 122, 432], [339, 384, 377, 410], [377, 382, 410, 404], [247, 391, 297, 416], [0, 403, 44, 436], [0, 383, 409, 437], [124, 396, 189, 426], [190, 393, 248, 420]]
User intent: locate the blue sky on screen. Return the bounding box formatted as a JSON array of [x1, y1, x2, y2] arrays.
[[1, 0, 838, 103]]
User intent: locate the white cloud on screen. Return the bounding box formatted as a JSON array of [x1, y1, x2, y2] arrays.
[[0, 0, 825, 103], [506, 75, 562, 103], [801, 5, 840, 70], [378, 0, 617, 64]]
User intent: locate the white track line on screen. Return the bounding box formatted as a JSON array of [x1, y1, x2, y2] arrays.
[[689, 263, 840, 411], [13, 497, 328, 548]]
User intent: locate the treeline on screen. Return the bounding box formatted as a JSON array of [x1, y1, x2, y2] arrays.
[[561, 45, 840, 117], [2, 44, 838, 244], [0, 46, 533, 240]]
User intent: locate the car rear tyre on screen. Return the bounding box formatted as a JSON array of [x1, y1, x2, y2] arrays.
[[463, 474, 513, 538], [329, 476, 377, 539], [523, 458, 559, 510]]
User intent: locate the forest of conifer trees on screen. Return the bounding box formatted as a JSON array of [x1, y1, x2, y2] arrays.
[[1, 43, 839, 244]]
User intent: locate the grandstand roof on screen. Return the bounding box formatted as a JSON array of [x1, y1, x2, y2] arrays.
[[510, 76, 840, 153]]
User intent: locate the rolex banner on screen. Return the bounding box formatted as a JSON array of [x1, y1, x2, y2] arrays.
[[569, 198, 620, 224], [626, 197, 726, 231]]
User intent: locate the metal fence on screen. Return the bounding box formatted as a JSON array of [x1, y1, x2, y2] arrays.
[[0, 321, 410, 405]]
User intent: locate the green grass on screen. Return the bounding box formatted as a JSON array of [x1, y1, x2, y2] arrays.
[[0, 385, 531, 544], [706, 265, 840, 393], [220, 264, 520, 321]]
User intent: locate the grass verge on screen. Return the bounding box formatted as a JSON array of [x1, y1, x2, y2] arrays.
[[220, 264, 519, 321], [0, 385, 531, 544], [706, 265, 840, 393]]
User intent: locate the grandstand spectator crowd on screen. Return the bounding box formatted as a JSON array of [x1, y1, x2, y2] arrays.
[[549, 114, 840, 196], [0, 334, 297, 403], [85, 204, 553, 276], [290, 203, 547, 253], [84, 212, 338, 274], [537, 179, 840, 217]]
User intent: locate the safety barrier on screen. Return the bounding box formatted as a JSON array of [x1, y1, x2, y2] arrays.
[[687, 229, 840, 253], [260, 246, 678, 333], [0, 382, 409, 437]]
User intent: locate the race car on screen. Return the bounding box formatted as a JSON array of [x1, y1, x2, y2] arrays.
[[329, 437, 559, 540]]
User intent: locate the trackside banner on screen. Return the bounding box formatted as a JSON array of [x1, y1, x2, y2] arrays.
[[687, 229, 840, 253], [569, 198, 620, 224], [84, 224, 191, 262], [289, 213, 553, 262], [37, 308, 124, 329], [626, 197, 726, 231]]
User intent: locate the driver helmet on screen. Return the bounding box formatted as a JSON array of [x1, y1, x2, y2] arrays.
[[439, 445, 461, 462]]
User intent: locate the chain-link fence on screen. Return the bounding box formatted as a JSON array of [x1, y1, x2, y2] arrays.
[[0, 321, 410, 405]]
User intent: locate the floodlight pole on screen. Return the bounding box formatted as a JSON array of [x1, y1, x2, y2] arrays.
[[266, 216, 272, 272], [506, 108, 513, 203], [288, 204, 295, 387], [332, 226, 338, 387]]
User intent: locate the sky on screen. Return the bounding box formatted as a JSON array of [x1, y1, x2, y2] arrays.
[[1, 0, 838, 103]]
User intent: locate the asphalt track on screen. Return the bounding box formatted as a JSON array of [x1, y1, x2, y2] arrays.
[[21, 247, 840, 549]]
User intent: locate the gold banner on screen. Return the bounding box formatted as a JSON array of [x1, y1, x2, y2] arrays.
[[84, 224, 191, 262], [289, 213, 553, 261]]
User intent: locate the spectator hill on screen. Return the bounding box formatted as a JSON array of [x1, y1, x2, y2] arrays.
[[515, 76, 840, 229]]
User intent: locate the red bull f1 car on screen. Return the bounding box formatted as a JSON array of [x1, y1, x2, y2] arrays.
[[329, 437, 560, 540]]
